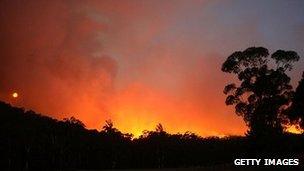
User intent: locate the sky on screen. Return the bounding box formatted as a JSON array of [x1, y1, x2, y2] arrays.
[[0, 0, 304, 137]]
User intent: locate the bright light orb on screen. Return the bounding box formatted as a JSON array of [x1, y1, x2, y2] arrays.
[[12, 92, 18, 98]]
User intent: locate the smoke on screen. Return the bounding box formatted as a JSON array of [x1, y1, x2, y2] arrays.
[[0, 0, 250, 135], [0, 0, 118, 127], [1, 0, 302, 136]]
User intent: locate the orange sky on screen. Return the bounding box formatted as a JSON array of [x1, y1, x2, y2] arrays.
[[1, 0, 303, 137]]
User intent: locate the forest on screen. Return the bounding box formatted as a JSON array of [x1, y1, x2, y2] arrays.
[[0, 101, 303, 170], [1, 47, 304, 170]]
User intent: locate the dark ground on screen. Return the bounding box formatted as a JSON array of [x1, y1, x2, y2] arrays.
[[1, 101, 304, 170]]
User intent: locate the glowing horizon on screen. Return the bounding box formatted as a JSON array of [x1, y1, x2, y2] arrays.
[[1, 0, 303, 137]]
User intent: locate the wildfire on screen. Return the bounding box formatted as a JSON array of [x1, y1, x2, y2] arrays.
[[286, 125, 303, 134]]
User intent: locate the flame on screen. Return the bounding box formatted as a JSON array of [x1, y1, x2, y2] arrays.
[[107, 83, 246, 138], [286, 125, 303, 134]]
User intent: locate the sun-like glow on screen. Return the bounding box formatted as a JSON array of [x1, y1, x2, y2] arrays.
[[12, 92, 18, 98]]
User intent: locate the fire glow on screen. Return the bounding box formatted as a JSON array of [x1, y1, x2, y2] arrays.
[[0, 0, 303, 137]]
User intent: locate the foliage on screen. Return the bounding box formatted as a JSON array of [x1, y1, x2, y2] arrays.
[[0, 101, 303, 170], [222, 47, 300, 137], [285, 72, 304, 129]]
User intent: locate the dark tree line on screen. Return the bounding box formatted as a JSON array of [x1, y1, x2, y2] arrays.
[[0, 101, 303, 170], [0, 47, 303, 170], [222, 47, 304, 137], [286, 72, 304, 129]]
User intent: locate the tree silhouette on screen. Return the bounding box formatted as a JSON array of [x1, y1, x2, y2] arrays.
[[155, 123, 165, 133], [63, 116, 85, 129], [286, 72, 304, 129], [1, 100, 304, 170], [222, 47, 300, 137], [102, 119, 118, 133]]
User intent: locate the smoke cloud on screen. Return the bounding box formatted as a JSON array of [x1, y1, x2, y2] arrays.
[[1, 0, 303, 136]]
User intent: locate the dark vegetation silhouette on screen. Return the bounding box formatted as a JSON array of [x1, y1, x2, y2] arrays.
[[286, 72, 304, 129], [222, 47, 301, 137], [1, 101, 304, 170], [1, 47, 304, 170]]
